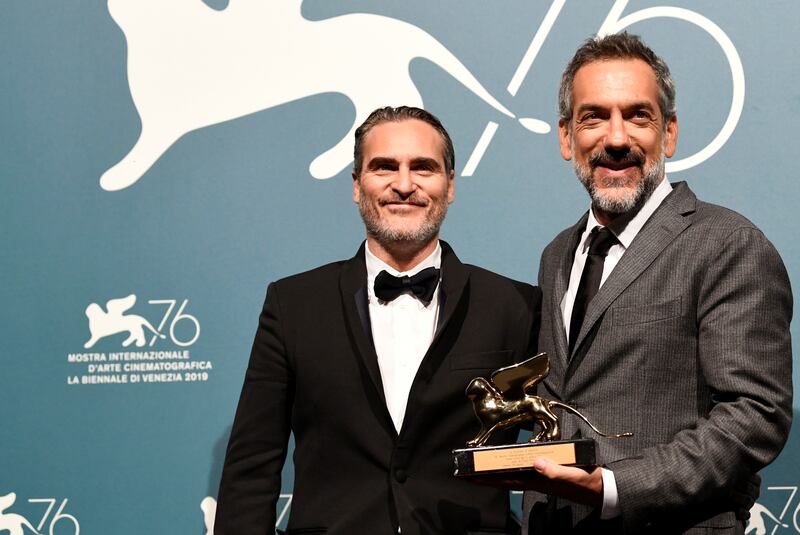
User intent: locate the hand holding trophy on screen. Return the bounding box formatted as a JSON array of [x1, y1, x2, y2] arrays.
[[453, 353, 631, 480]]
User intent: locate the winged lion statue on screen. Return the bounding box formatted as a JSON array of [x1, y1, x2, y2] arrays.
[[465, 353, 631, 447]]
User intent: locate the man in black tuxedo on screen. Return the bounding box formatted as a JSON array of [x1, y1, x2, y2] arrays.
[[216, 106, 540, 535]]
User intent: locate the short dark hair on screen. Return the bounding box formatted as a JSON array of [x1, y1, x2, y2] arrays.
[[559, 32, 676, 127], [353, 106, 455, 178]]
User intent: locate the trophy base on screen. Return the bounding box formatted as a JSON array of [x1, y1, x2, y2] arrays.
[[452, 439, 596, 477]]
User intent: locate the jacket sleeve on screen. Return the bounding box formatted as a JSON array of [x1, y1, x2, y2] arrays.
[[215, 283, 293, 534], [612, 227, 793, 531]]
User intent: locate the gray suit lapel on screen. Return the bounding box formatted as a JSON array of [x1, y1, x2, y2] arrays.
[[551, 214, 588, 373], [569, 183, 697, 361]]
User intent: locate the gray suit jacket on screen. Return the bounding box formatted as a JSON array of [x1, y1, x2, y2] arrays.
[[522, 182, 792, 534]]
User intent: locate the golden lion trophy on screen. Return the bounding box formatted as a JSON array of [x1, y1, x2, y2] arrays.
[[453, 352, 631, 477]]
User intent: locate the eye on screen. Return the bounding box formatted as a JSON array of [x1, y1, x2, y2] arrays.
[[410, 159, 441, 175], [631, 110, 653, 123], [577, 111, 603, 125], [369, 160, 398, 173]]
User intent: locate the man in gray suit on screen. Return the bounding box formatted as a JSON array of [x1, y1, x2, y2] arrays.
[[521, 33, 792, 534]]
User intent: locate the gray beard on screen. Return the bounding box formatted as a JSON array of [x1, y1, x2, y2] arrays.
[[358, 189, 447, 249], [574, 154, 664, 215]]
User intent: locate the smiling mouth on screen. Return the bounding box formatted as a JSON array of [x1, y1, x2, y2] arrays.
[[382, 201, 426, 208], [597, 162, 636, 171], [589, 150, 645, 171]]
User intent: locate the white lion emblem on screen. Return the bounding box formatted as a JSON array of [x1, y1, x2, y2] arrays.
[[84, 294, 164, 348], [100, 0, 547, 191]]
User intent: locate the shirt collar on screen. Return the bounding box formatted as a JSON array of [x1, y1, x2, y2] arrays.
[[365, 241, 442, 303], [580, 177, 673, 251]]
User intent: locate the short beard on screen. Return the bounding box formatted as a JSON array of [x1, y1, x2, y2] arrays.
[[358, 186, 448, 250], [574, 147, 664, 215]]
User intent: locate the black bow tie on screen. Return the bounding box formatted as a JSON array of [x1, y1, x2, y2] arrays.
[[374, 267, 441, 303]]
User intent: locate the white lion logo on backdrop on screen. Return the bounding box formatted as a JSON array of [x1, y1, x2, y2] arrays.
[[200, 496, 216, 535], [0, 493, 41, 535], [745, 502, 789, 534], [101, 0, 547, 192], [84, 294, 164, 348]]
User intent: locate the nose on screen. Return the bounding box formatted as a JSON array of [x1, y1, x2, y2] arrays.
[[392, 166, 416, 197], [604, 111, 630, 151]]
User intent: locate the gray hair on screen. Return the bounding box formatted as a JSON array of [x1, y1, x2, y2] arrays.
[[559, 32, 676, 127], [353, 106, 455, 178]]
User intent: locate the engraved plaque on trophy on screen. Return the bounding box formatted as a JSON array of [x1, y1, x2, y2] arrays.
[[453, 353, 631, 477]]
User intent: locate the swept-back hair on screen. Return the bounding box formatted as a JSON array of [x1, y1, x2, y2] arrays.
[[559, 32, 676, 127], [353, 106, 455, 178]]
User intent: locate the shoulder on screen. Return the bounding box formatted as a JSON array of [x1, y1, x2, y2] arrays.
[[538, 223, 580, 275], [682, 196, 781, 259], [543, 225, 577, 255], [268, 258, 350, 301], [461, 263, 541, 306], [668, 181, 765, 239], [691, 198, 761, 235], [275, 259, 347, 285], [664, 189, 789, 283], [441, 243, 535, 293]]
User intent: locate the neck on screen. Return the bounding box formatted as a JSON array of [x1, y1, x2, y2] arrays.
[[366, 236, 439, 272], [591, 206, 620, 227]]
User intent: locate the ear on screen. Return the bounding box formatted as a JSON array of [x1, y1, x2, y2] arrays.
[[352, 171, 360, 204], [558, 118, 572, 161], [664, 115, 678, 158], [447, 169, 455, 204]]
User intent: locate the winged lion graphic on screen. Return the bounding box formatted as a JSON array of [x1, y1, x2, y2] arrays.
[[465, 353, 632, 447]]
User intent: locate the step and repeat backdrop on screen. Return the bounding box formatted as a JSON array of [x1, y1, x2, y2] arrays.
[[3, 1, 799, 533]]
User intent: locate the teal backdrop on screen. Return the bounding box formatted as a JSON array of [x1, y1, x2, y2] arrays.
[[2, 1, 798, 533]]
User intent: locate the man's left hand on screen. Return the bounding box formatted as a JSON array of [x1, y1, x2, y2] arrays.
[[468, 459, 604, 509], [529, 458, 604, 508]]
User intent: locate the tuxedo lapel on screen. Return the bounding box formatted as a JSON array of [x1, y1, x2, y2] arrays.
[[339, 243, 390, 413], [339, 240, 473, 439], [416, 241, 469, 382], [568, 183, 697, 365], [400, 242, 469, 435]]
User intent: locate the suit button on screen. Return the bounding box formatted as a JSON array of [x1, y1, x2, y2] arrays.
[[395, 469, 407, 483]]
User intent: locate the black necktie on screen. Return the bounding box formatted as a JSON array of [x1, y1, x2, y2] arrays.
[[569, 226, 618, 353], [374, 267, 440, 303]]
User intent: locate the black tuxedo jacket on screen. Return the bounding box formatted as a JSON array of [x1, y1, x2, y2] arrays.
[[216, 241, 541, 535]]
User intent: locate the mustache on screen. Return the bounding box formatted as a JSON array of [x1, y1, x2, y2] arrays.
[[379, 193, 428, 207], [588, 149, 645, 168]]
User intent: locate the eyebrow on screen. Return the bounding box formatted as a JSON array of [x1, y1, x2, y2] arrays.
[[409, 157, 442, 171], [575, 101, 658, 115], [365, 156, 443, 171], [366, 157, 398, 171]]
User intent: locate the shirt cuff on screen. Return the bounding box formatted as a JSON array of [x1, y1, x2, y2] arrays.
[[600, 467, 621, 519]]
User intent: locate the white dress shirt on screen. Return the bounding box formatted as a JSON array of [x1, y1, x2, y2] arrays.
[[365, 242, 442, 433], [560, 178, 673, 518]]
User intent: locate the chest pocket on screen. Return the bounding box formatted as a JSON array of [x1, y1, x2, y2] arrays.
[[612, 296, 682, 326]]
